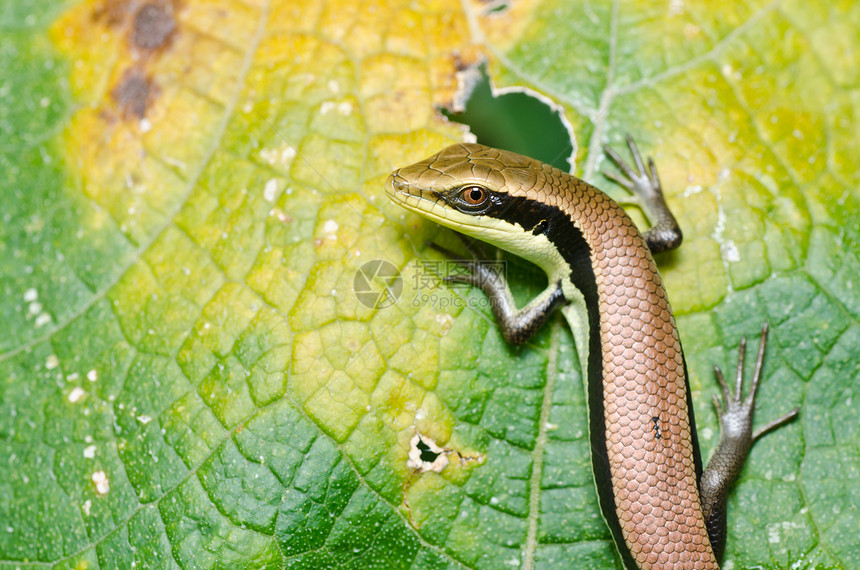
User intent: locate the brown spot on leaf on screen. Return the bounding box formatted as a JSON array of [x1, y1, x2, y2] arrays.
[[132, 2, 177, 51], [94, 0, 180, 123], [92, 0, 180, 53], [111, 67, 159, 119]]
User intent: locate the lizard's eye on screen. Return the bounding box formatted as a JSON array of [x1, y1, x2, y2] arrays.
[[460, 186, 488, 206]]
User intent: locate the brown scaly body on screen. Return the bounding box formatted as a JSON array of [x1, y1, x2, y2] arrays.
[[550, 168, 716, 567]]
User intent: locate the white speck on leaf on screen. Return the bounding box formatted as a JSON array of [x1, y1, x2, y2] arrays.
[[35, 313, 51, 327], [263, 178, 279, 202], [722, 240, 741, 263], [45, 355, 59, 370], [139, 118, 152, 132], [137, 415, 152, 424], [68, 387, 85, 403], [24, 288, 38, 302], [270, 208, 291, 222], [260, 147, 279, 164], [323, 220, 338, 235], [92, 471, 110, 495], [87, 370, 98, 382], [435, 313, 455, 335], [681, 185, 702, 198], [28, 302, 42, 315], [82, 500, 92, 516], [83, 445, 96, 459], [66, 372, 79, 382]]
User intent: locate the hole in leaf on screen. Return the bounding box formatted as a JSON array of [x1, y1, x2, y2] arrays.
[[444, 65, 573, 172], [416, 437, 441, 463], [407, 434, 449, 473]]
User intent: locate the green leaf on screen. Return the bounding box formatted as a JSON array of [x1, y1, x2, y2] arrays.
[[1, 1, 858, 569]]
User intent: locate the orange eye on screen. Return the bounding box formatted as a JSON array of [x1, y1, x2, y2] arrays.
[[461, 186, 487, 205]]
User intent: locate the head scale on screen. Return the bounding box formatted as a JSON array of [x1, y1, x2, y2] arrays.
[[385, 143, 541, 218]]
